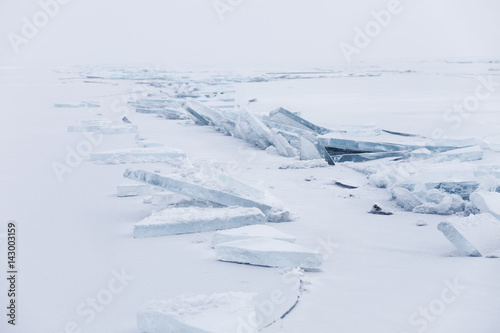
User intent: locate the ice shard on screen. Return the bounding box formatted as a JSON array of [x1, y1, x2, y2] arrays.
[[238, 109, 296, 157], [269, 107, 331, 135], [123, 169, 291, 221], [215, 238, 323, 269], [438, 213, 500, 257], [318, 133, 475, 161], [137, 292, 258, 333], [398, 169, 485, 200], [183, 101, 236, 134], [133, 207, 266, 238], [211, 224, 296, 247], [470, 191, 500, 219], [90, 147, 186, 163], [299, 136, 322, 160]]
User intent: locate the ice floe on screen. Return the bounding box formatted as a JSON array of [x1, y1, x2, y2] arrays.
[[215, 238, 323, 269], [133, 206, 266, 238]]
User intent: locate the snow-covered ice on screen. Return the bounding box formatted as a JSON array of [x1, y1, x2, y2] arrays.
[[137, 292, 258, 333], [438, 213, 500, 257], [215, 238, 323, 269], [299, 136, 322, 160], [211, 224, 296, 247], [133, 206, 266, 237], [390, 187, 422, 211], [470, 191, 500, 219], [124, 168, 292, 221]]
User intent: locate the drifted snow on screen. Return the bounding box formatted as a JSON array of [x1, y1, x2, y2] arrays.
[[137, 292, 258, 333]]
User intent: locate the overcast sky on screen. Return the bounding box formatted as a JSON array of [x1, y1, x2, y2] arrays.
[[1, 0, 499, 68]]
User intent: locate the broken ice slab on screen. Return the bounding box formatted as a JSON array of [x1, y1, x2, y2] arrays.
[[182, 103, 210, 125], [183, 101, 236, 134], [211, 225, 296, 247], [137, 292, 258, 333], [438, 213, 500, 257], [116, 184, 150, 197], [390, 187, 422, 211], [90, 147, 186, 163], [269, 107, 331, 135], [133, 207, 265, 238], [237, 109, 297, 157], [123, 169, 292, 221], [54, 101, 99, 108], [215, 238, 323, 269], [434, 146, 483, 162], [484, 133, 500, 152], [333, 151, 407, 163], [470, 191, 500, 219], [299, 136, 322, 160], [261, 119, 318, 142], [67, 119, 137, 134]]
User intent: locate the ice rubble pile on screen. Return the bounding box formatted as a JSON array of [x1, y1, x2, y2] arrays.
[[66, 67, 499, 332]]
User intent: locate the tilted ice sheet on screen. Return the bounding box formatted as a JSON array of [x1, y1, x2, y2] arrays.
[[438, 213, 500, 257], [299, 136, 322, 160], [124, 168, 292, 222], [470, 191, 500, 219]]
